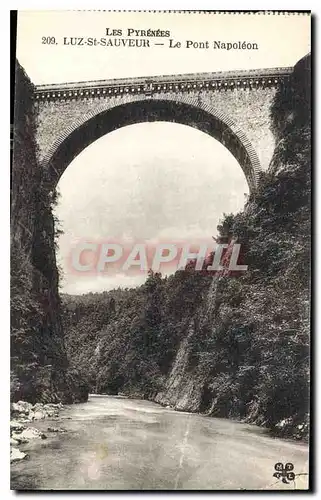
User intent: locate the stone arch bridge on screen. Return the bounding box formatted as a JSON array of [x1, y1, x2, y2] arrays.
[[34, 66, 292, 193]]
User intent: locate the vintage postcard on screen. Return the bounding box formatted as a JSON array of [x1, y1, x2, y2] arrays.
[[11, 10, 311, 491]]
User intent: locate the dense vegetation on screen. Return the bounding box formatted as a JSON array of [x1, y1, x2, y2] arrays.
[[10, 62, 88, 403], [62, 55, 310, 439], [62, 268, 211, 395]]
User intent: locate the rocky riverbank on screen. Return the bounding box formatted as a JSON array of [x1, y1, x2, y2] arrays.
[[10, 400, 66, 463]]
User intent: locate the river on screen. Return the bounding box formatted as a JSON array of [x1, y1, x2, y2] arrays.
[[11, 394, 309, 490]]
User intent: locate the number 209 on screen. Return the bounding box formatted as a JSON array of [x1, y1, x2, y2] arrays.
[[42, 37, 56, 44]]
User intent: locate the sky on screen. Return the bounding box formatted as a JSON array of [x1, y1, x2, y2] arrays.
[[16, 11, 311, 294], [54, 123, 248, 293]]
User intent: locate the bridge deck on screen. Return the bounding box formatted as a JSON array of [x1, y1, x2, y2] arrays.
[[35, 66, 292, 96]]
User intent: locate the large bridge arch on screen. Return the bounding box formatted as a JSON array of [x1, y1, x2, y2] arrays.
[[41, 96, 262, 192]]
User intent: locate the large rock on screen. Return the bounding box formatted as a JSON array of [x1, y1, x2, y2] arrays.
[[47, 426, 66, 433], [33, 410, 46, 420], [11, 432, 29, 444], [11, 400, 63, 422], [27, 410, 35, 420], [32, 403, 44, 411], [21, 427, 47, 440], [10, 447, 27, 462], [28, 402, 62, 419], [11, 401, 32, 415], [12, 426, 47, 444], [10, 421, 25, 434]]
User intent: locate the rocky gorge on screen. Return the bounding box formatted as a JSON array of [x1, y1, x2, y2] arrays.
[[10, 51, 310, 468], [62, 54, 310, 441], [11, 61, 89, 405]]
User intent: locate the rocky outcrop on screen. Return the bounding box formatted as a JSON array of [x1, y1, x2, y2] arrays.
[[269, 53, 311, 175], [11, 61, 89, 404], [10, 400, 65, 463], [152, 55, 311, 439], [10, 448, 27, 463], [155, 323, 204, 411], [11, 400, 63, 421]]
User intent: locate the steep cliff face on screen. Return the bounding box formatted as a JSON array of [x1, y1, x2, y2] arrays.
[[11, 62, 88, 404], [154, 54, 311, 437], [155, 320, 205, 411]]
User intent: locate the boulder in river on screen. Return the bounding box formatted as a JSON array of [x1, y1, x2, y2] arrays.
[[47, 426, 66, 433], [10, 447, 27, 463], [10, 421, 26, 433], [12, 426, 47, 443], [11, 432, 29, 444], [33, 410, 46, 420], [11, 401, 32, 416], [21, 427, 47, 440], [11, 400, 63, 422]]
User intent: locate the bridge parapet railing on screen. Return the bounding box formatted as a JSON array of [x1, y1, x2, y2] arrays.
[[34, 67, 292, 101]]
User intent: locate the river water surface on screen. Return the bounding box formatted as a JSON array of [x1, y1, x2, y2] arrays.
[[11, 394, 309, 490]]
